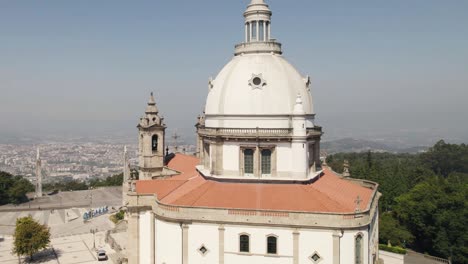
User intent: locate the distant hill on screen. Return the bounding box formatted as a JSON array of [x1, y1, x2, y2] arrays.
[[322, 138, 428, 154]]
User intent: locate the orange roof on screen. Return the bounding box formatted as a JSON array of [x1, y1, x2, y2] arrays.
[[136, 154, 375, 213]]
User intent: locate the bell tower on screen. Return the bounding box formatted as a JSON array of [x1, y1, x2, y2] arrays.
[[137, 92, 166, 180]]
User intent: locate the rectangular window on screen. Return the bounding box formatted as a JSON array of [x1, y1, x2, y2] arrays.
[[259, 21, 264, 41], [261, 149, 271, 175], [252, 21, 257, 40], [244, 149, 254, 175], [247, 23, 250, 42]]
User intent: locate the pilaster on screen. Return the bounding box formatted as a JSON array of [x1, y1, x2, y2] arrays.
[[127, 210, 140, 264], [332, 230, 342, 264], [150, 212, 155, 264], [182, 224, 189, 264], [218, 225, 225, 264], [293, 229, 300, 264]]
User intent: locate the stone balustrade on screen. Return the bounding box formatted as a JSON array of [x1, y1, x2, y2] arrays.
[[234, 41, 282, 55], [198, 127, 322, 139]]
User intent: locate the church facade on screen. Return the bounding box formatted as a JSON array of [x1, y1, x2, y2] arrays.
[[125, 1, 380, 263]]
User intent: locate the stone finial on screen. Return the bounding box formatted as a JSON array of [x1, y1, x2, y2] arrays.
[[343, 160, 350, 178], [145, 92, 159, 114], [36, 147, 40, 160], [250, 0, 266, 4]]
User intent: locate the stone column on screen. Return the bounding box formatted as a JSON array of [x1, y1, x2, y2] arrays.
[[268, 22, 271, 41], [293, 229, 300, 264], [256, 20, 259, 41], [214, 141, 224, 175], [263, 21, 266, 41], [182, 224, 189, 264], [245, 23, 248, 42], [127, 210, 140, 264], [218, 225, 225, 264], [332, 231, 342, 264]]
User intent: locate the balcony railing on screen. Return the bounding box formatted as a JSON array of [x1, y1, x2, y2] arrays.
[[198, 127, 292, 138], [198, 127, 322, 139]]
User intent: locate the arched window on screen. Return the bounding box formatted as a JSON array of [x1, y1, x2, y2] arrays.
[[267, 236, 277, 254], [152, 135, 158, 152], [355, 234, 363, 264], [239, 234, 250, 253], [244, 149, 254, 175], [261, 149, 271, 175]]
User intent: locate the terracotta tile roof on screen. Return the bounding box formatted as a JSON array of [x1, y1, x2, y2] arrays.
[[135, 154, 375, 213]]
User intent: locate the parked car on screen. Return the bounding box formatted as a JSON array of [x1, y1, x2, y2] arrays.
[[97, 250, 108, 261]]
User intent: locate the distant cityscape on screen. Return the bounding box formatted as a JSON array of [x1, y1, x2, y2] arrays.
[[0, 141, 197, 182]]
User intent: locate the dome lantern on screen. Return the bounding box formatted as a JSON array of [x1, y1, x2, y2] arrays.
[[235, 0, 281, 55]]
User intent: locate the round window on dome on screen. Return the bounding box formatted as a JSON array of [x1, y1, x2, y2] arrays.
[[249, 74, 266, 90], [253, 77, 262, 86]]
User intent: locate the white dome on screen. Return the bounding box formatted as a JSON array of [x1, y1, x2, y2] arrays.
[[205, 53, 313, 116]]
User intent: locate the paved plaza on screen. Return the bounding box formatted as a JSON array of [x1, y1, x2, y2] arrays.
[[0, 187, 125, 263], [0, 232, 115, 264]]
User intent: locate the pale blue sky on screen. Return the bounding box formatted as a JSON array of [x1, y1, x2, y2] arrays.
[[1, 1, 467, 145]]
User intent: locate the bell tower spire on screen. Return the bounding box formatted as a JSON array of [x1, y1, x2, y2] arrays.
[[137, 92, 166, 180]]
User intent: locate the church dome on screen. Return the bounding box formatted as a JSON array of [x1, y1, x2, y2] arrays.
[[205, 53, 313, 116], [204, 0, 313, 118]]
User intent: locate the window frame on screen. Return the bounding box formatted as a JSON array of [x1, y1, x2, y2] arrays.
[[239, 233, 250, 253], [151, 134, 158, 152], [261, 149, 272, 176], [243, 148, 254, 176], [266, 234, 278, 255]]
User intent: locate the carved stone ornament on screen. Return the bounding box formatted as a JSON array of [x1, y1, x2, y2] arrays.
[[249, 74, 267, 90]]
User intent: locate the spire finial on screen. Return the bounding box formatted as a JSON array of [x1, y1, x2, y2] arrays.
[[36, 147, 40, 160], [145, 92, 159, 114], [250, 0, 266, 4], [148, 92, 156, 105]]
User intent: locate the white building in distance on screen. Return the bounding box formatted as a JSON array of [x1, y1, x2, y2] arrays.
[[125, 1, 381, 264]]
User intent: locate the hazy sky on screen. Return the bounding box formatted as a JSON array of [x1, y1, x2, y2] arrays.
[[1, 0, 467, 145]]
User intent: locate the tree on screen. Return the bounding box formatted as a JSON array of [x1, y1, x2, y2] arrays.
[[13, 216, 51, 261], [394, 176, 467, 263], [8, 177, 34, 204], [379, 212, 413, 247], [0, 171, 34, 205]]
